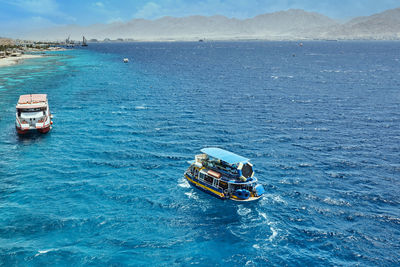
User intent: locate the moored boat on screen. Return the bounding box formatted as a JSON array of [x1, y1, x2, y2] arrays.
[[15, 94, 53, 134], [184, 148, 265, 201], [82, 36, 88, 46]]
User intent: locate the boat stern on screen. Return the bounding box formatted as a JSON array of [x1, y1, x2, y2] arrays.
[[229, 183, 265, 202], [15, 110, 51, 134]]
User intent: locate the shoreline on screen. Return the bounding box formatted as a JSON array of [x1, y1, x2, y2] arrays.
[[87, 38, 400, 43], [0, 54, 44, 68]]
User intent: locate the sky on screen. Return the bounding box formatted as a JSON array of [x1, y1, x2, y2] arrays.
[[0, 0, 399, 37]]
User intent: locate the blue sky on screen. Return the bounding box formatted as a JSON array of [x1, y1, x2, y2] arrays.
[[0, 0, 399, 36]]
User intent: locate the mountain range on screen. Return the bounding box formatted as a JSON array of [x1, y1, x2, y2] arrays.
[[25, 8, 400, 41]]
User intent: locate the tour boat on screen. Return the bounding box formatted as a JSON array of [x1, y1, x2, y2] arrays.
[[15, 94, 53, 134], [123, 58, 129, 63], [184, 148, 265, 201]]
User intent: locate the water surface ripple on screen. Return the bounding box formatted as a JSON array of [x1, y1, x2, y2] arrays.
[[0, 42, 399, 266]]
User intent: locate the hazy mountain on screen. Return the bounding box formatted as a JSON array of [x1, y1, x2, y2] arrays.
[[243, 9, 337, 36], [24, 8, 400, 41], [324, 8, 400, 39]]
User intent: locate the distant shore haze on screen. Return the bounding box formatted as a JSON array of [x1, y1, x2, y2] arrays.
[[9, 7, 400, 41]]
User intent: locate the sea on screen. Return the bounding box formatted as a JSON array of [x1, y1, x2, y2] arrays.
[[0, 41, 399, 266]]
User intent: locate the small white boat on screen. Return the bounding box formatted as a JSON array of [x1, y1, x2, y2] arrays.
[[10, 52, 22, 57], [15, 94, 53, 134], [123, 58, 129, 63]]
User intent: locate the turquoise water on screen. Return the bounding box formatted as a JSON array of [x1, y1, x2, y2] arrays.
[[0, 42, 400, 266]]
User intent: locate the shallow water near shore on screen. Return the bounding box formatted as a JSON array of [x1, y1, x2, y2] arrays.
[[0, 42, 399, 265]]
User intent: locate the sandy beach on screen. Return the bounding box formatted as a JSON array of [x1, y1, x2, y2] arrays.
[[0, 54, 43, 68]]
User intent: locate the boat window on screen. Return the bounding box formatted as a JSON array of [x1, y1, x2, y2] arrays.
[[219, 181, 228, 190], [213, 179, 219, 187], [21, 108, 42, 113], [204, 175, 213, 184]]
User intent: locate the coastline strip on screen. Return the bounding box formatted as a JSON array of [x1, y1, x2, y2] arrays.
[[0, 54, 44, 68]]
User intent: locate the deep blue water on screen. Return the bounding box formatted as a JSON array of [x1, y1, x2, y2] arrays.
[[0, 41, 399, 266]]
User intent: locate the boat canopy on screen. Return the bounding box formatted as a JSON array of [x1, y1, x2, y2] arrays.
[[200, 147, 249, 165], [16, 94, 47, 109], [18, 94, 47, 104]]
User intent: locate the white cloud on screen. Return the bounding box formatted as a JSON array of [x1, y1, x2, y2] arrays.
[[94, 1, 104, 8], [134, 2, 162, 19], [8, 0, 60, 15], [90, 1, 123, 23]]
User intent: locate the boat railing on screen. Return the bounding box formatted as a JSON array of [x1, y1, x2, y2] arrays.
[[190, 168, 257, 197]]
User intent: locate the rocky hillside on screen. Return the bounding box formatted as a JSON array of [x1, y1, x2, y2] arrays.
[[323, 8, 400, 39], [0, 38, 15, 46]]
